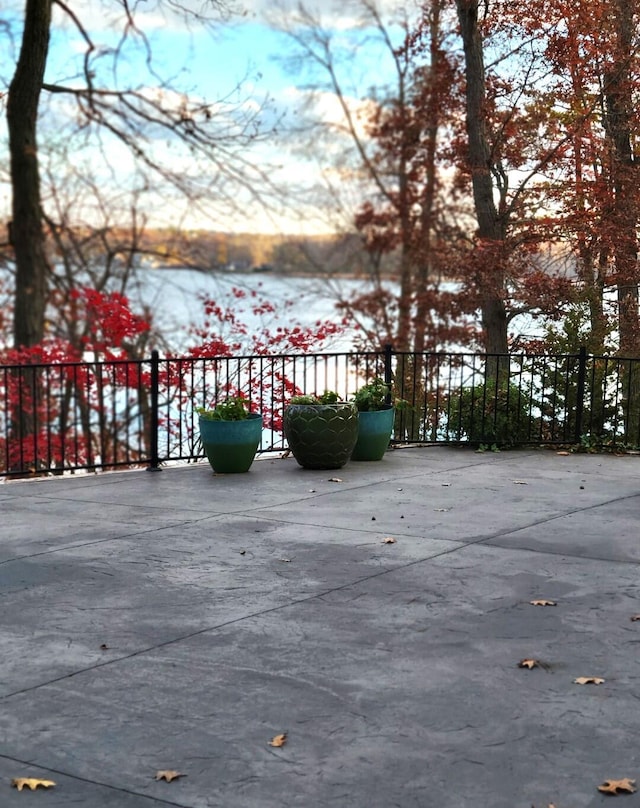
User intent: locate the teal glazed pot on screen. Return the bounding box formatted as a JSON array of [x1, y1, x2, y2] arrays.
[[283, 402, 359, 470], [199, 412, 263, 473], [351, 405, 395, 461]]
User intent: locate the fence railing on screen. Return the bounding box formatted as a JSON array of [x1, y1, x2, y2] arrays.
[[2, 346, 640, 477]]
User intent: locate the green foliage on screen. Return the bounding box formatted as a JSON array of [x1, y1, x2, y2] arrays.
[[447, 382, 533, 446], [290, 390, 341, 405], [196, 397, 251, 421], [351, 377, 390, 412]]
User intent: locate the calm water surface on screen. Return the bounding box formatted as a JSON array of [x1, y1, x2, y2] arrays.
[[136, 269, 372, 352]]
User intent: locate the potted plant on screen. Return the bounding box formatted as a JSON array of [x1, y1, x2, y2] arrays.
[[351, 378, 395, 461], [283, 390, 359, 470], [196, 397, 263, 473]]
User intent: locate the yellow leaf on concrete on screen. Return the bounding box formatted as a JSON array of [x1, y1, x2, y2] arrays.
[[269, 733, 287, 748], [597, 778, 636, 795], [11, 778, 56, 791], [574, 676, 605, 685], [530, 599, 557, 606], [155, 770, 185, 782], [382, 537, 397, 544], [518, 658, 539, 669]]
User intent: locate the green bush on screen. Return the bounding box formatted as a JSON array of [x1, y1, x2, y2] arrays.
[[447, 382, 533, 446], [351, 378, 390, 412], [196, 397, 251, 421], [290, 390, 340, 405]]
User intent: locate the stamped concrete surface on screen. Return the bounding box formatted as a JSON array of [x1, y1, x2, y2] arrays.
[[1, 447, 640, 807]]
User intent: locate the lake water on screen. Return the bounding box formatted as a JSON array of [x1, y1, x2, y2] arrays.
[[136, 269, 376, 353], [135, 268, 537, 356]]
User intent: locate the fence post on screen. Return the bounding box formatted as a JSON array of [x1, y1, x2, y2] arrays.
[[574, 345, 587, 444], [147, 350, 161, 472], [383, 343, 394, 404]]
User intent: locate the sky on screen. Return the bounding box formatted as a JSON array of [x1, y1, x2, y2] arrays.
[[1, 0, 414, 235]]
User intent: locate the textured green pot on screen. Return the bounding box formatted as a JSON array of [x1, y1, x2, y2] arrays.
[[199, 413, 263, 473], [351, 405, 395, 461], [283, 402, 359, 470]]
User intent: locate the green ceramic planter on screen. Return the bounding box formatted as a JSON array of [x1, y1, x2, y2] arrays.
[[199, 412, 263, 473], [351, 405, 395, 461], [283, 402, 359, 470]]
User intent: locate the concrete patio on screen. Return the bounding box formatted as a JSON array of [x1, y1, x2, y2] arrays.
[[1, 446, 640, 807]]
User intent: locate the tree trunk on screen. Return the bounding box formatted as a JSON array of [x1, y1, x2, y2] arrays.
[[602, 0, 640, 441], [603, 0, 639, 358], [455, 0, 508, 360], [7, 0, 52, 349]]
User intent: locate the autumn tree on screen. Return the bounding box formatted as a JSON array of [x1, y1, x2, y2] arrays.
[[279, 1, 474, 355], [7, 0, 51, 348], [3, 0, 284, 352], [455, 0, 508, 357]]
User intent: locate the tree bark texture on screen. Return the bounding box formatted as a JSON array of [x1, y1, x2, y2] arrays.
[[603, 0, 639, 358], [7, 0, 52, 349], [455, 0, 508, 357]]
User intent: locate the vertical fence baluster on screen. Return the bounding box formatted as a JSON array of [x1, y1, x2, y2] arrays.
[[573, 346, 587, 444], [147, 349, 161, 472]]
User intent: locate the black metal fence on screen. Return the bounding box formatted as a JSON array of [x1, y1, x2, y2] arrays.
[[2, 346, 640, 477]]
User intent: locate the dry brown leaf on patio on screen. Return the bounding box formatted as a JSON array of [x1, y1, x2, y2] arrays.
[[11, 778, 56, 791], [556, 451, 570, 456], [518, 658, 540, 669], [574, 676, 605, 685], [268, 733, 287, 748], [530, 599, 557, 606], [382, 537, 397, 544], [155, 770, 186, 783], [328, 477, 343, 483], [597, 778, 636, 795]]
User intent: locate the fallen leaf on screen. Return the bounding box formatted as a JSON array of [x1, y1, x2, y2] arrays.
[[11, 778, 56, 791], [556, 450, 570, 456], [239, 550, 246, 555], [280, 558, 291, 563], [155, 770, 185, 783], [441, 483, 450, 486], [268, 733, 287, 748], [597, 778, 636, 795], [512, 479, 528, 485], [308, 489, 316, 493], [574, 677, 605, 685], [433, 508, 450, 512], [382, 537, 397, 544], [518, 658, 539, 669], [631, 615, 640, 622], [530, 599, 557, 607], [100, 643, 109, 650], [328, 477, 343, 482]]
